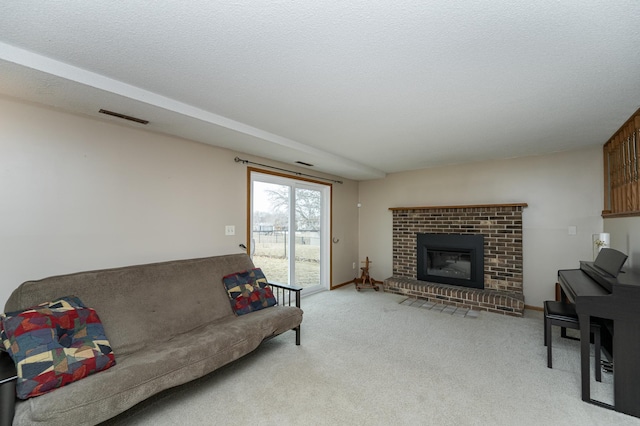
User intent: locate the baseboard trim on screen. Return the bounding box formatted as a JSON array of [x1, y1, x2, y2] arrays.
[[331, 280, 356, 290], [525, 304, 543, 312], [332, 278, 384, 290]]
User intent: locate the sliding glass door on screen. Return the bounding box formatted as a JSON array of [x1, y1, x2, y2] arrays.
[[250, 171, 330, 295]]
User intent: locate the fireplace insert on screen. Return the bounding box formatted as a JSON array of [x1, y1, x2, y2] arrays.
[[417, 233, 484, 289]]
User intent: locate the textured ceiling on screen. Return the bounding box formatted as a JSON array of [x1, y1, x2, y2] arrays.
[[1, 1, 639, 180]]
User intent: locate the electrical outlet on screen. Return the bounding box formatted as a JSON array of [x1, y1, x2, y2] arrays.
[[568, 226, 577, 235], [352, 262, 356, 269], [225, 225, 235, 236]]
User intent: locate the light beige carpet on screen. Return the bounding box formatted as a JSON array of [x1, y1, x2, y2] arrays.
[[102, 286, 639, 425]]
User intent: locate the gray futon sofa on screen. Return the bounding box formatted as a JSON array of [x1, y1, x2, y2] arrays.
[[0, 253, 303, 425]]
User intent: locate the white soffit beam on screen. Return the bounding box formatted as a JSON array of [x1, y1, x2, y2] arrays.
[[0, 41, 386, 181]]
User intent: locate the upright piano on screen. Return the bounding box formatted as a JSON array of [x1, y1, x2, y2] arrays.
[[558, 248, 640, 418]]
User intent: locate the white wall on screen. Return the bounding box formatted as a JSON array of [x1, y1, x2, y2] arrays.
[[358, 147, 604, 308], [329, 179, 361, 286], [0, 97, 359, 305], [604, 217, 640, 272]]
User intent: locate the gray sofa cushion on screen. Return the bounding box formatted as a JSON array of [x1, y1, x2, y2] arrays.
[[13, 316, 261, 424], [13, 306, 302, 425]]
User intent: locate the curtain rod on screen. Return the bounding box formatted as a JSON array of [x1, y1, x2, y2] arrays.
[[234, 157, 343, 184]]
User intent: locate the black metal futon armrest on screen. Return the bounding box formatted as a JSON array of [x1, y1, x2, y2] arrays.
[[0, 351, 17, 426], [267, 282, 302, 345]]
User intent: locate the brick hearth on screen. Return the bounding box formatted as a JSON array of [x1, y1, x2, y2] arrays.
[[383, 203, 527, 317]]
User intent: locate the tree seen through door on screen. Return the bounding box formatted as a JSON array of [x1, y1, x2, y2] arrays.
[[252, 181, 321, 288]]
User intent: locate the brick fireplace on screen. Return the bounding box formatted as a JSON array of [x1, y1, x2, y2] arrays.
[[383, 203, 527, 317]]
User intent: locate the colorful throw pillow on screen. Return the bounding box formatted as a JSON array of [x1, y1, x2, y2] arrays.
[[222, 268, 277, 315], [0, 296, 116, 399]]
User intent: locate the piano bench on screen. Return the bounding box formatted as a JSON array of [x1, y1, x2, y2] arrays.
[[544, 300, 602, 382]]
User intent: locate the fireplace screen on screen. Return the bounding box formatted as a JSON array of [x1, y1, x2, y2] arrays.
[[427, 249, 472, 280], [417, 233, 484, 289]]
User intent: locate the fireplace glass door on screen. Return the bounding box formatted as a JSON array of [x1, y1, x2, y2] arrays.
[[426, 249, 472, 280], [417, 233, 484, 289]]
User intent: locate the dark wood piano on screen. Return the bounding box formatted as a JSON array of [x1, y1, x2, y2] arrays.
[[558, 248, 640, 418]]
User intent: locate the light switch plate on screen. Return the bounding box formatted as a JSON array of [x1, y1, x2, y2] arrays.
[[568, 226, 577, 235], [225, 225, 235, 236]]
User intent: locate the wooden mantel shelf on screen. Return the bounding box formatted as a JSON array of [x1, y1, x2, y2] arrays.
[[389, 203, 528, 211]]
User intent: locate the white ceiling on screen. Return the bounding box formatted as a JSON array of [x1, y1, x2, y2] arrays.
[[1, 1, 639, 181]]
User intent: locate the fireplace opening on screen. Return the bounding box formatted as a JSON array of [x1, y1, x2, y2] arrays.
[[427, 249, 472, 280], [417, 233, 484, 289]]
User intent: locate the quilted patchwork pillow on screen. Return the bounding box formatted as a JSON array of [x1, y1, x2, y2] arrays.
[[0, 296, 116, 399], [222, 268, 277, 315]]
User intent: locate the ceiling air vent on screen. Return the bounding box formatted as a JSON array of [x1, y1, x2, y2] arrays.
[[99, 109, 149, 125], [295, 161, 314, 167]]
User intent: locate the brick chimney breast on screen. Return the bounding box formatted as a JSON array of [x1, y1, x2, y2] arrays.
[[384, 203, 527, 317]]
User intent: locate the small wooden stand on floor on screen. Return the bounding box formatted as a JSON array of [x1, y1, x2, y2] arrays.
[[354, 257, 380, 291]]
